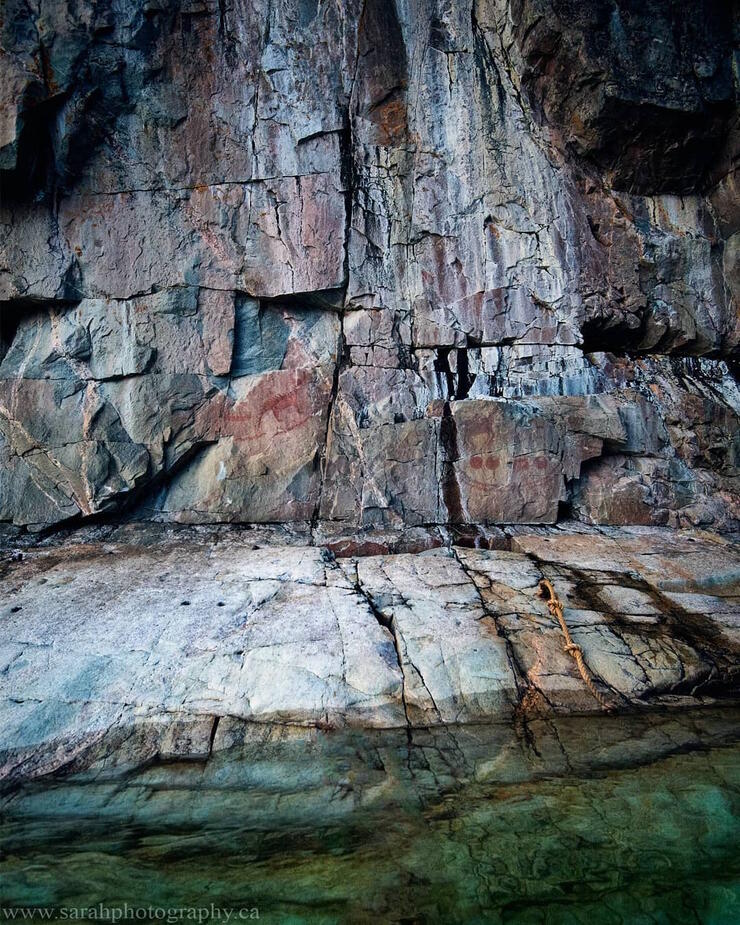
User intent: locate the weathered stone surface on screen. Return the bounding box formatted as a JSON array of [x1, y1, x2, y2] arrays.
[[319, 367, 442, 527], [448, 399, 564, 523], [349, 551, 518, 723], [151, 368, 334, 522], [510, 0, 735, 193], [0, 0, 738, 535], [1, 525, 737, 784], [0, 537, 405, 784]]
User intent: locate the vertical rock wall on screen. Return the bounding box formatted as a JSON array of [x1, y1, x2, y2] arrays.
[[1, 0, 738, 532]]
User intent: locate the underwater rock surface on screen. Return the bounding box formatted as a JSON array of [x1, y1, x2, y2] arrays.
[[2, 708, 739, 922]]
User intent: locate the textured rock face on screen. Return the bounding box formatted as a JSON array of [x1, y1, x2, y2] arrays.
[[512, 0, 736, 192], [0, 0, 738, 533], [1, 524, 738, 784]]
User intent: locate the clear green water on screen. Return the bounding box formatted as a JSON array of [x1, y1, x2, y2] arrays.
[[2, 714, 739, 924]]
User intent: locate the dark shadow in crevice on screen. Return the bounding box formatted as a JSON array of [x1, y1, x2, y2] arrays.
[[556, 498, 574, 523], [18, 440, 221, 545], [434, 347, 455, 398], [433, 347, 477, 400], [455, 348, 476, 399], [439, 402, 464, 525], [0, 296, 82, 366], [0, 304, 25, 366], [264, 288, 346, 312], [0, 95, 61, 205], [580, 316, 642, 356]]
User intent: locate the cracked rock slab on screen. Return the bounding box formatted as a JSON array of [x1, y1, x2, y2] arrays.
[[0, 525, 738, 786]]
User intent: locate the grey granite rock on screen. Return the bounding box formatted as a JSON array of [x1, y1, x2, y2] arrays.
[[0, 525, 737, 785]]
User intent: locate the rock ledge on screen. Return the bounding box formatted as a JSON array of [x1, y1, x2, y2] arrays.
[[1, 523, 738, 786]]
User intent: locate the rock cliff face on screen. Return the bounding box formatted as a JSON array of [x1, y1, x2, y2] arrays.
[[1, 0, 738, 535]]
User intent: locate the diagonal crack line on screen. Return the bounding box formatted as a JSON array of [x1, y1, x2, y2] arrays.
[[450, 546, 552, 756], [450, 546, 531, 704], [348, 562, 412, 728], [349, 560, 470, 770], [346, 560, 420, 777]]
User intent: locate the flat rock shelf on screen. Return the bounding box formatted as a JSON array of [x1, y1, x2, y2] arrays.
[[1, 523, 738, 784]]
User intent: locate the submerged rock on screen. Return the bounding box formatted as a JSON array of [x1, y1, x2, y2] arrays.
[[2, 705, 739, 920]]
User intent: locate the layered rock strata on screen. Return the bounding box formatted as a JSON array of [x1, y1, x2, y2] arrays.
[[0, 0, 738, 534]]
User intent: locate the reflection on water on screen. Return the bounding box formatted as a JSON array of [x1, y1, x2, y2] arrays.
[[2, 710, 739, 924]]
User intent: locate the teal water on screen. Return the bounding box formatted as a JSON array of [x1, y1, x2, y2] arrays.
[[1, 713, 739, 924]]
